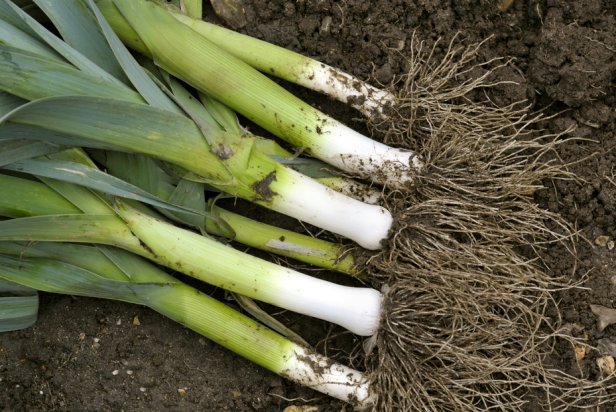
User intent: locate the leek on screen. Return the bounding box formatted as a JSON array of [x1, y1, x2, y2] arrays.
[[0, 0, 392, 250], [94, 150, 358, 274], [96, 0, 423, 188], [171, 10, 395, 119], [0, 278, 37, 332], [0, 241, 372, 406], [0, 169, 380, 336]]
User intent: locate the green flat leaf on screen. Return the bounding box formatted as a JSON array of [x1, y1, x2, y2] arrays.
[[33, 0, 128, 83], [101, 151, 206, 229], [0, 96, 224, 180], [5, 0, 128, 89], [97, 245, 175, 284], [168, 178, 206, 229], [0, 289, 38, 332], [0, 92, 26, 116], [103, 152, 176, 199], [0, 45, 141, 102], [0, 123, 127, 152], [0, 214, 127, 246], [27, 155, 113, 215], [84, 0, 180, 113], [0, 277, 38, 333], [270, 155, 335, 179], [0, 139, 61, 166], [0, 254, 154, 304], [199, 93, 243, 135], [159, 74, 221, 142], [4, 158, 204, 216], [104, 150, 206, 226], [0, 241, 128, 282], [0, 172, 81, 217], [0, 17, 59, 61], [0, 1, 36, 37], [0, 241, 175, 285], [40, 178, 111, 215]]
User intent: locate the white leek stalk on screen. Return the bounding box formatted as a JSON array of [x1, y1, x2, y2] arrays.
[[116, 204, 384, 336], [97, 0, 423, 187], [0, 173, 383, 336], [0, 242, 373, 407], [172, 11, 395, 119]]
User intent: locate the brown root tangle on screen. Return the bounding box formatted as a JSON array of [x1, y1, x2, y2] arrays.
[[358, 36, 616, 411]]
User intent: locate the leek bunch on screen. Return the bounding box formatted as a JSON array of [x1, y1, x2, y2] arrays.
[[0, 147, 381, 336], [3, 1, 612, 411], [0, 1, 386, 406], [0, 0, 392, 250], [95, 0, 422, 188]]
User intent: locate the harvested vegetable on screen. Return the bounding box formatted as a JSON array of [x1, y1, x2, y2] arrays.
[[0, 162, 381, 336], [2, 1, 613, 411], [96, 0, 423, 188], [0, 0, 392, 250], [169, 7, 397, 118], [0, 241, 372, 406]]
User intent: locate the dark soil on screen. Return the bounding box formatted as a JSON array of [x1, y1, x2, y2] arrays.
[[1, 0, 615, 410]]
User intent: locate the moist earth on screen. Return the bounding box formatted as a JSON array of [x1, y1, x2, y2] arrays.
[[1, 0, 615, 411]]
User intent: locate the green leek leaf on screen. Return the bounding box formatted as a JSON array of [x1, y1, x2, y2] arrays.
[[0, 214, 127, 244], [83, 0, 179, 113], [4, 158, 204, 217], [0, 1, 36, 38], [33, 0, 128, 82], [5, 0, 127, 88], [0, 45, 141, 102], [0, 241, 128, 282], [0, 254, 162, 304], [0, 17, 59, 60], [0, 172, 81, 217], [0, 140, 60, 166], [168, 178, 206, 229], [270, 155, 335, 179], [0, 283, 38, 332], [0, 96, 218, 177], [0, 92, 26, 116], [199, 93, 243, 135]]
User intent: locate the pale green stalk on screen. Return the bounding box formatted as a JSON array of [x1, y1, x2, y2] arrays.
[[0, 241, 372, 406], [179, 0, 201, 18], [206, 206, 357, 274], [98, 149, 359, 274], [0, 172, 382, 336], [0, 5, 392, 249], [170, 9, 395, 118], [96, 0, 422, 188]]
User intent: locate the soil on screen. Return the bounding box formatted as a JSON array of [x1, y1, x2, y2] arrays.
[[1, 0, 616, 411]]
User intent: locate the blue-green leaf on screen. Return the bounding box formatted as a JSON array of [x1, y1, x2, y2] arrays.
[[33, 0, 128, 82], [0, 0, 36, 37], [0, 139, 60, 166], [0, 92, 26, 116], [0, 17, 59, 61], [0, 254, 146, 303], [83, 0, 180, 113], [0, 278, 38, 332], [0, 45, 141, 102], [5, 0, 127, 89], [4, 158, 204, 216], [0, 96, 223, 182]]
